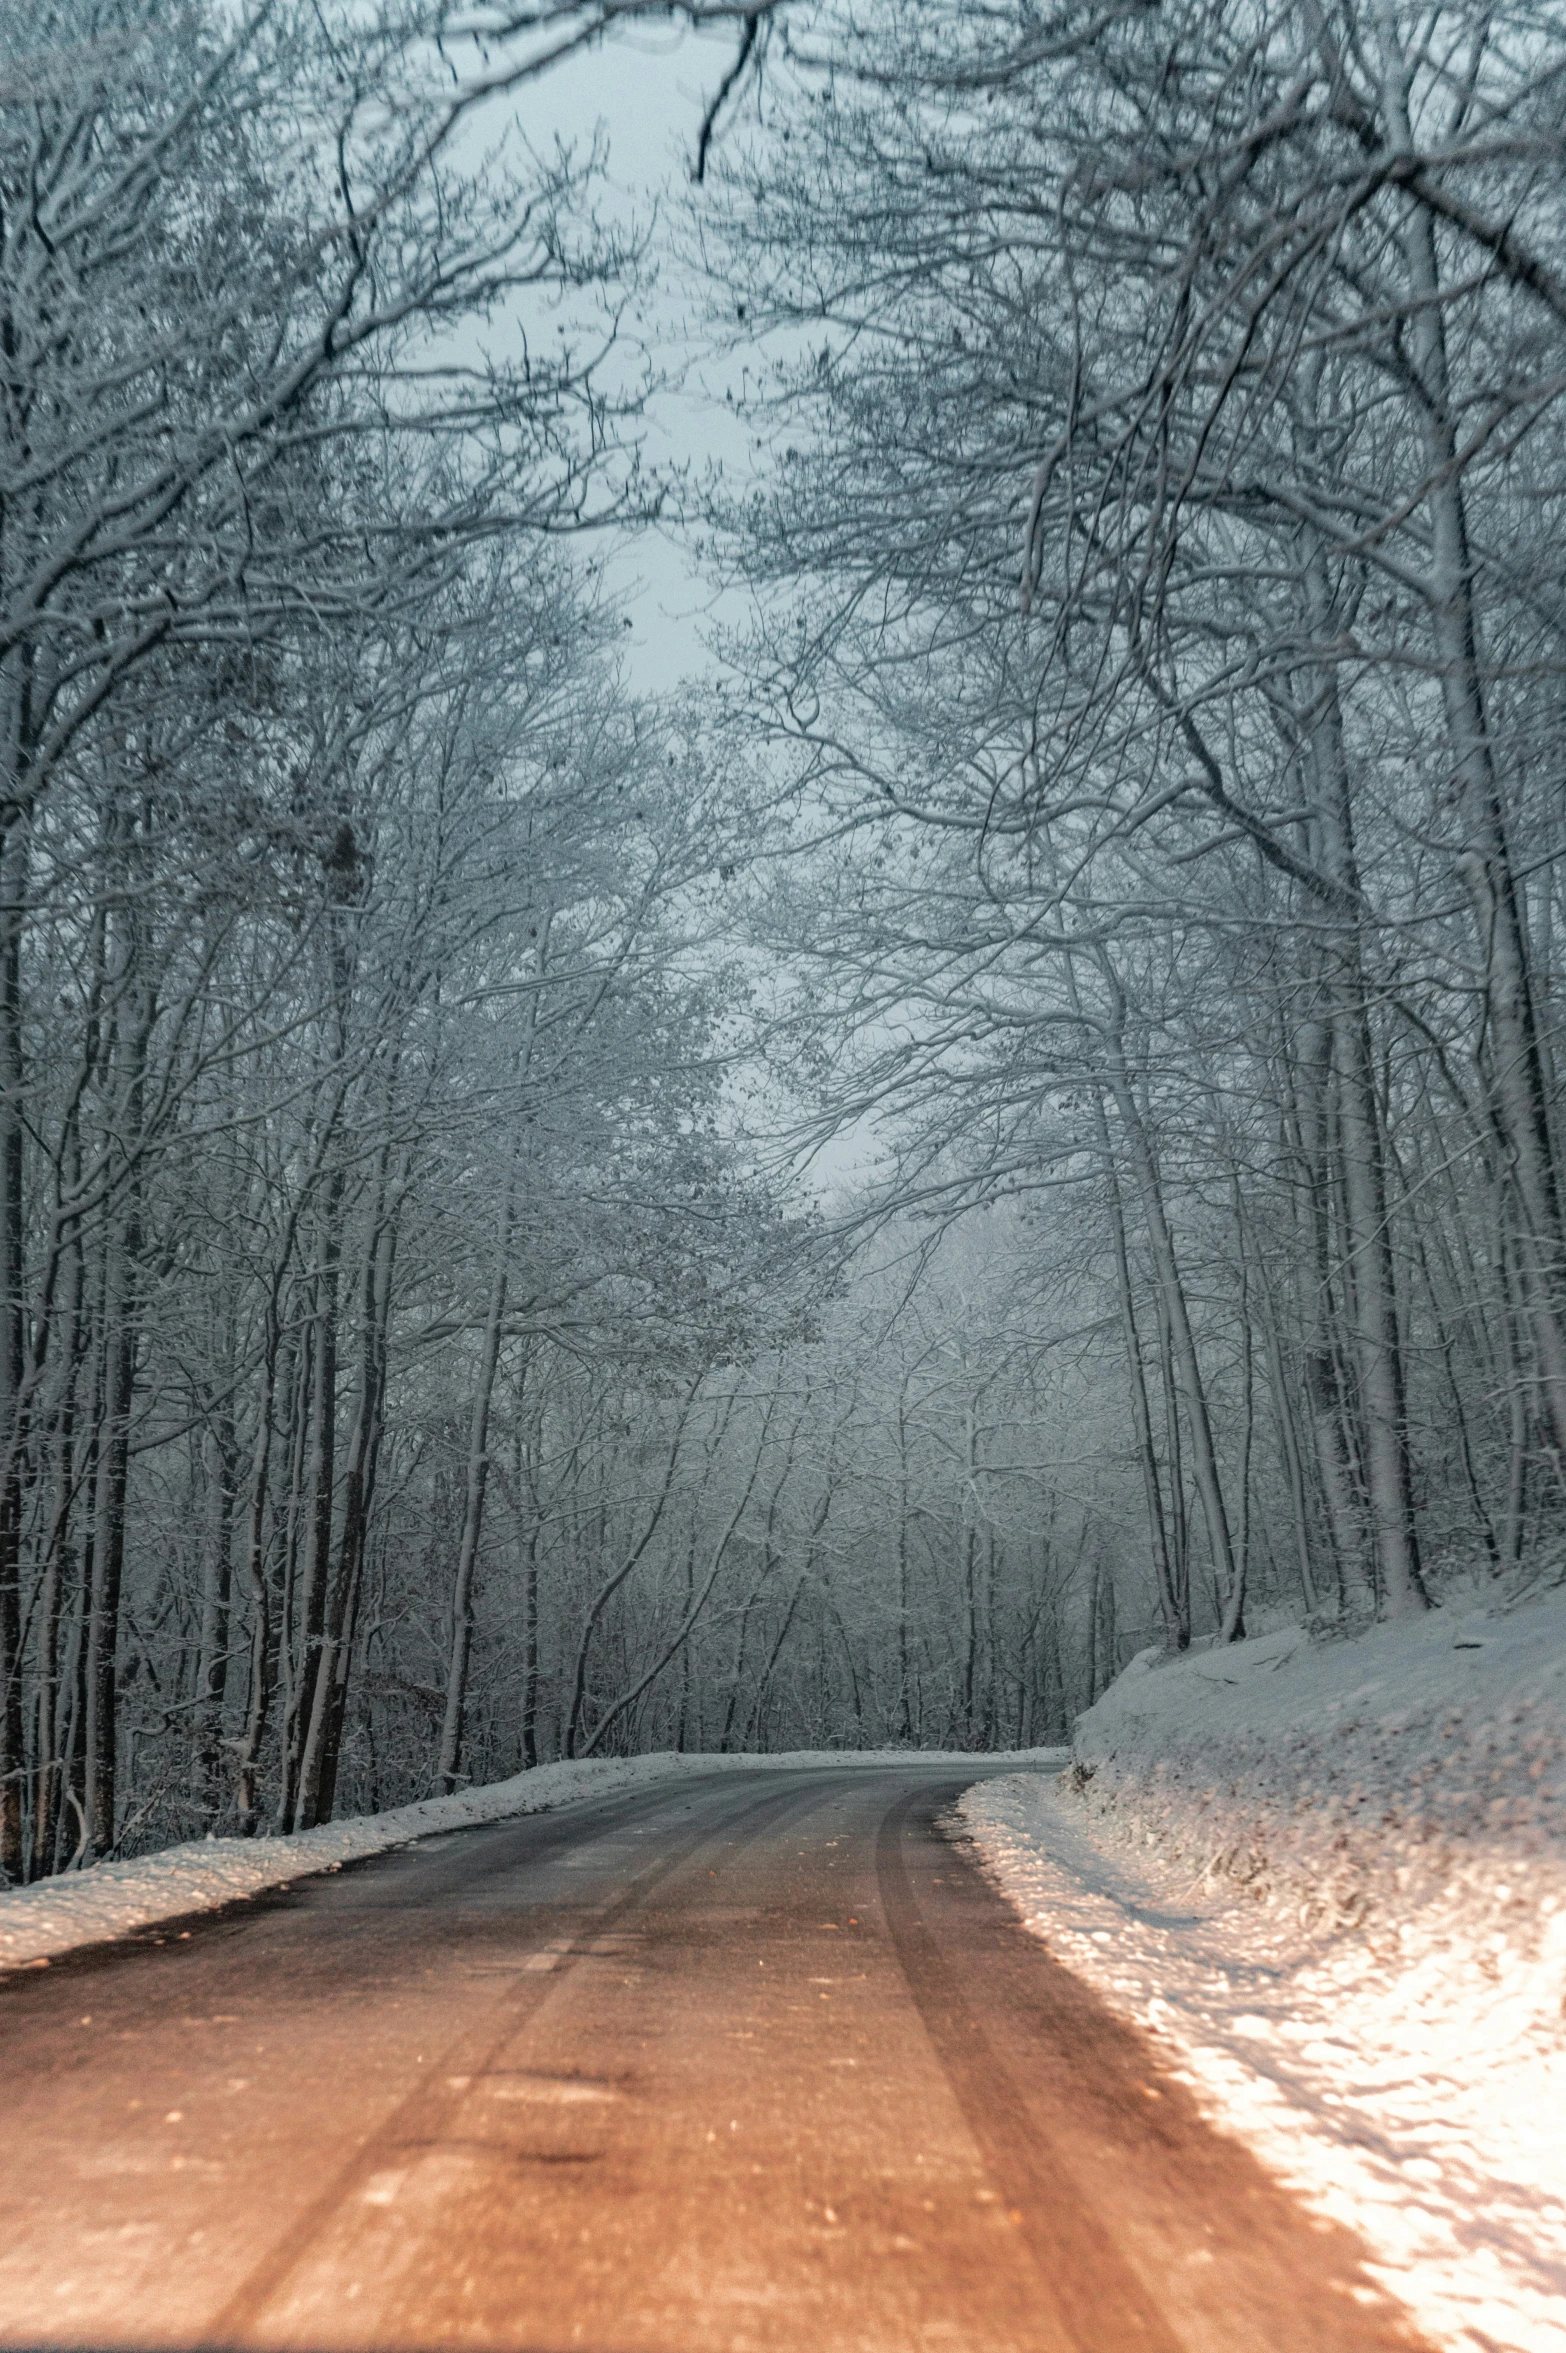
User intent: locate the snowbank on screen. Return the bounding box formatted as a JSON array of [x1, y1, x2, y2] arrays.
[[962, 1589, 1566, 2353], [0, 1744, 1038, 1972]]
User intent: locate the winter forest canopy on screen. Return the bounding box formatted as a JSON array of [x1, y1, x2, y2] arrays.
[[2, 0, 1564, 1883]]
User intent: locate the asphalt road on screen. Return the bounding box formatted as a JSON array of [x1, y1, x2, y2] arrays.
[[0, 1764, 1429, 2353]]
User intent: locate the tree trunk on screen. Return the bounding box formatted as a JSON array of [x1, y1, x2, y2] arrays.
[[234, 1301, 284, 1839], [437, 1162, 516, 1795], [0, 791, 27, 1881], [84, 1248, 135, 1858], [282, 1231, 341, 1830], [1098, 972, 1241, 1635], [1303, 539, 1427, 1616], [30, 1216, 86, 1878], [299, 1182, 398, 1828], [1293, 998, 1368, 1607], [895, 1375, 916, 1730], [192, 1412, 236, 1828], [1378, 4, 1566, 1471], [1095, 1088, 1185, 1645]]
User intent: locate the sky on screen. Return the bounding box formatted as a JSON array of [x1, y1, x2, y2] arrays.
[[506, 17, 758, 698], [492, 20, 879, 1195]]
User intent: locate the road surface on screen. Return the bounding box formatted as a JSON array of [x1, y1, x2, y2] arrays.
[[0, 1763, 1428, 2352]]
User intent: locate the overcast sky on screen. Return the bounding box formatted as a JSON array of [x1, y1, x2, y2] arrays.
[[507, 18, 758, 698], [506, 24, 874, 1192]]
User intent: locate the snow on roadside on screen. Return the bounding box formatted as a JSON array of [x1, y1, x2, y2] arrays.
[[0, 1744, 1041, 1972], [961, 1588, 1566, 2353]]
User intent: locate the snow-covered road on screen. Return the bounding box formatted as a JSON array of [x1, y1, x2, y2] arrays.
[[0, 1761, 1423, 2353]]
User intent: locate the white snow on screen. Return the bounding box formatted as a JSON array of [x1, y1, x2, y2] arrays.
[[0, 1745, 1041, 1972], [961, 1588, 1566, 2353]]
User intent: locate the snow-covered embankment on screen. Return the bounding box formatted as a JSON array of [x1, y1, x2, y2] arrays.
[[962, 1589, 1566, 2353]]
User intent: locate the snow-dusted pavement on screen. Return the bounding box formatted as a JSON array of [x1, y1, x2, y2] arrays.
[[0, 1748, 1014, 1972], [0, 1760, 1424, 2353]]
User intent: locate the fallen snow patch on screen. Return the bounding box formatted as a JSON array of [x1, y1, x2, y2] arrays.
[[962, 1590, 1566, 2353], [0, 1745, 1038, 1971]]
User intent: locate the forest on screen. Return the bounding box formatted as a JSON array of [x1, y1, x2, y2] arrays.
[[2, 0, 1563, 1880]]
